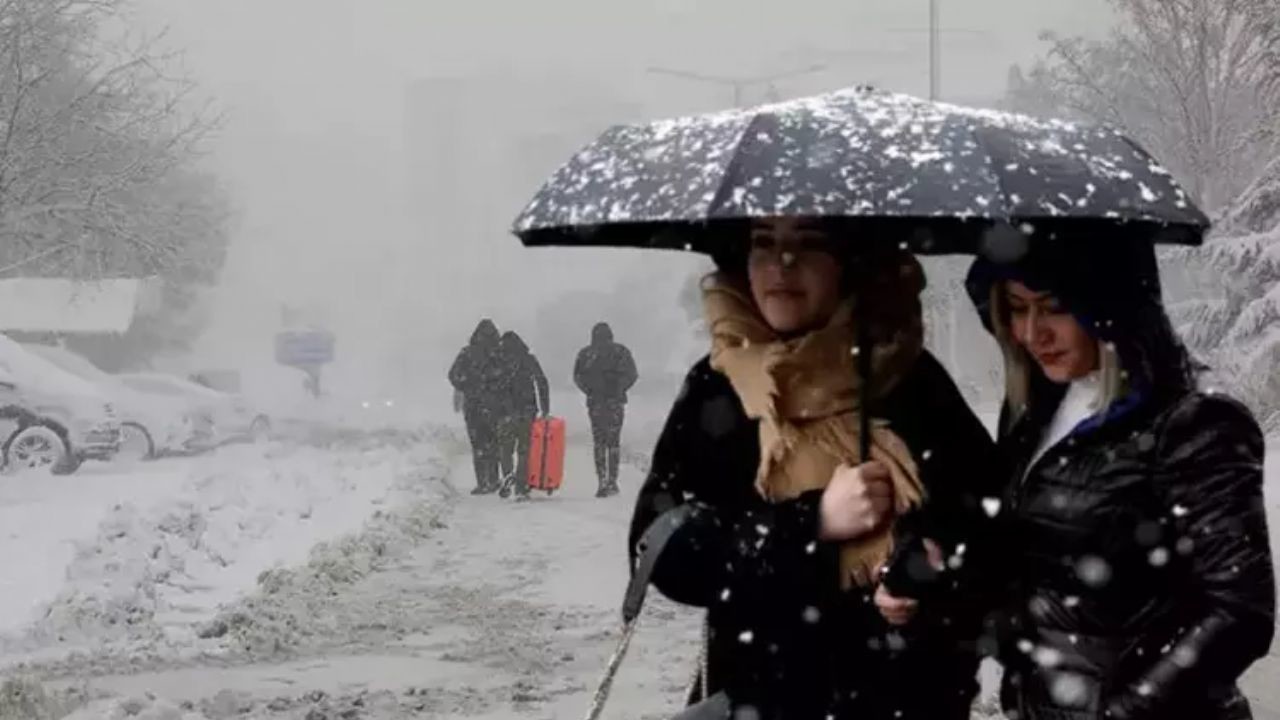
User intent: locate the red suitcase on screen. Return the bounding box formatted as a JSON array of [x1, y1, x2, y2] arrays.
[[527, 416, 566, 494]]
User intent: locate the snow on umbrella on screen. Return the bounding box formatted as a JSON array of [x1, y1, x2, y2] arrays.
[[512, 85, 1209, 253]]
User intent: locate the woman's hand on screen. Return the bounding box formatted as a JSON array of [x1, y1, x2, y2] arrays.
[[820, 462, 893, 542], [875, 539, 944, 626]]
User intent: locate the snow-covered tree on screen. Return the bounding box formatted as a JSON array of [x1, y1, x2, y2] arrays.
[[1167, 159, 1280, 427], [0, 0, 227, 282], [1004, 0, 1279, 211]]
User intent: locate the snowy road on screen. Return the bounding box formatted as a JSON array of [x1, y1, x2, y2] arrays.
[[1, 437, 703, 720]]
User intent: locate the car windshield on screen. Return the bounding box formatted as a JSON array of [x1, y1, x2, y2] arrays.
[[23, 345, 115, 385], [0, 335, 104, 397]]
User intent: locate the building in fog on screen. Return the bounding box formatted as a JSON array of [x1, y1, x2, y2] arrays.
[[405, 69, 644, 254]]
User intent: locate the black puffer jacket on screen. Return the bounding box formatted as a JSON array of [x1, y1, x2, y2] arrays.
[[628, 351, 1002, 720], [573, 322, 638, 407], [993, 384, 1275, 720]]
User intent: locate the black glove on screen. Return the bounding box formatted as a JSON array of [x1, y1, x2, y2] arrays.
[[879, 533, 944, 602]]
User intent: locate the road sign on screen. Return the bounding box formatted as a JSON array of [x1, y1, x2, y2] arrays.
[[275, 330, 335, 368]]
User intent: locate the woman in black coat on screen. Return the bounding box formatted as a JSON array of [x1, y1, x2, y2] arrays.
[[967, 235, 1276, 720], [627, 218, 1002, 720]]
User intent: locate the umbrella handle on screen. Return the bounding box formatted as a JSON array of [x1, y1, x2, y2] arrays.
[[856, 263, 873, 463]]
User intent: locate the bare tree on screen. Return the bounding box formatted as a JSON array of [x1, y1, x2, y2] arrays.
[[0, 0, 226, 280], [1005, 0, 1278, 211]]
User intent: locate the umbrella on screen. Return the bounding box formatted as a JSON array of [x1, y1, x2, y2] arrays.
[[512, 85, 1208, 254]]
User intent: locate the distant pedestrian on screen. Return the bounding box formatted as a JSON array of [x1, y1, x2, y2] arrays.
[[573, 322, 637, 498], [496, 331, 550, 501], [448, 319, 504, 495]]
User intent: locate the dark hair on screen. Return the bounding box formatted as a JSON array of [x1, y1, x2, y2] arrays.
[[967, 232, 1200, 405]]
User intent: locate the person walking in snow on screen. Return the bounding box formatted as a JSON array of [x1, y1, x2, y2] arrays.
[[573, 322, 637, 498], [449, 319, 505, 495], [496, 330, 551, 501], [967, 235, 1275, 720]]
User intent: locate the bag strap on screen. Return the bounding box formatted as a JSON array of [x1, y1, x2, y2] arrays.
[[624, 504, 696, 623], [584, 504, 701, 720]]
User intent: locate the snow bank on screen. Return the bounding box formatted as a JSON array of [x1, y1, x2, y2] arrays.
[[0, 428, 464, 658], [61, 695, 211, 720], [0, 677, 88, 720], [202, 451, 457, 659]]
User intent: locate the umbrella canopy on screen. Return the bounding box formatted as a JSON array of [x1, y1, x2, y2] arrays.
[[513, 86, 1208, 254]]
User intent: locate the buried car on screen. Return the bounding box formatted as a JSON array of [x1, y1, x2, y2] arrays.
[[116, 372, 270, 447], [0, 335, 120, 474], [22, 344, 209, 459]]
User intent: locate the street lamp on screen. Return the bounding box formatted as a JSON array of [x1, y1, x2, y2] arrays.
[[646, 63, 829, 108]]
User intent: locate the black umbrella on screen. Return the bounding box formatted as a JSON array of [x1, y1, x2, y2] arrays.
[[511, 84, 1209, 448], [513, 85, 1208, 253]]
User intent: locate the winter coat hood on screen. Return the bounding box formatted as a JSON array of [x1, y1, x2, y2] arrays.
[[965, 231, 1163, 343], [500, 331, 530, 357], [591, 322, 614, 345], [471, 319, 500, 347]]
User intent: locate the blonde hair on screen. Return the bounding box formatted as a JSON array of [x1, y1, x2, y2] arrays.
[[989, 283, 1127, 425]]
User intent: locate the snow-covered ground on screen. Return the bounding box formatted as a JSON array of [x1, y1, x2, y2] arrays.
[[0, 392, 1275, 720], [0, 422, 462, 663], [0, 446, 399, 638], [0, 434, 694, 720]]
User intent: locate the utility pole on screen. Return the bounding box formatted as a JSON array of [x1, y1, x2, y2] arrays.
[[929, 0, 941, 100]]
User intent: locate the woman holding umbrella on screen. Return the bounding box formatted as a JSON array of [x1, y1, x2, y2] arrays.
[[625, 216, 1002, 720], [967, 233, 1275, 720]]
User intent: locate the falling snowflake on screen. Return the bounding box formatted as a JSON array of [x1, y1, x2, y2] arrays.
[[1049, 673, 1090, 707], [1075, 555, 1112, 588], [738, 630, 755, 644], [1033, 646, 1064, 669], [802, 606, 822, 624], [982, 498, 1002, 517], [1149, 548, 1170, 567]]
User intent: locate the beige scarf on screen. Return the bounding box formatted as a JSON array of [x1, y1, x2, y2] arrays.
[[703, 261, 927, 589]]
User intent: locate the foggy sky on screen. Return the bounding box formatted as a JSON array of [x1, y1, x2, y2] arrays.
[[134, 0, 1114, 398]]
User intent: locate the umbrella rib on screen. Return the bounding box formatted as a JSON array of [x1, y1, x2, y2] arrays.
[[705, 112, 772, 219], [963, 124, 1015, 221]]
